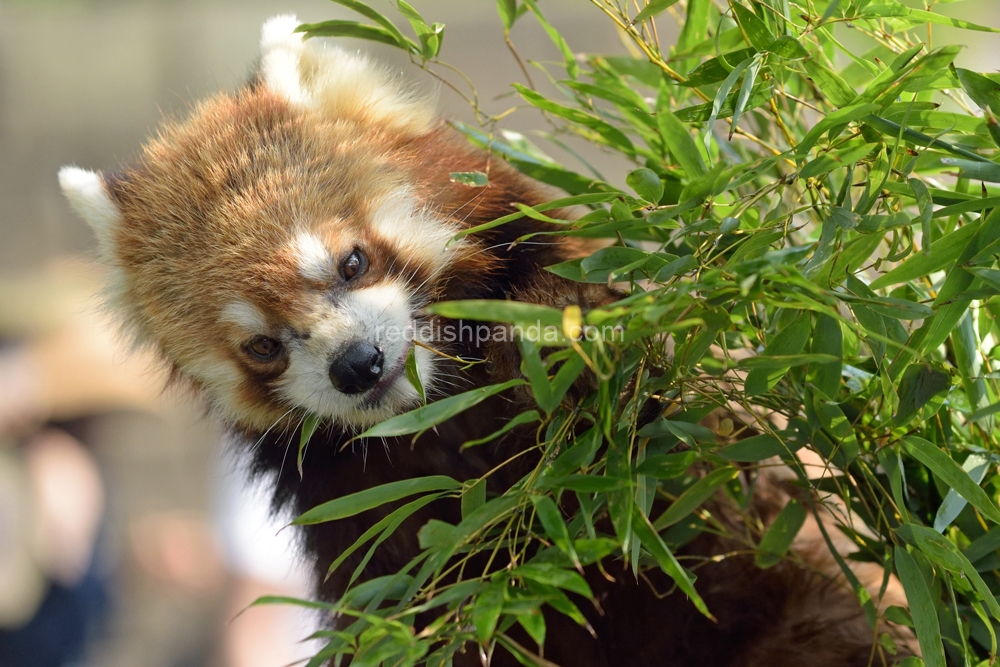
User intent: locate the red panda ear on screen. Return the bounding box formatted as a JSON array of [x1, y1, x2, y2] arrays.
[[257, 15, 436, 136], [259, 15, 311, 105], [58, 166, 123, 257]]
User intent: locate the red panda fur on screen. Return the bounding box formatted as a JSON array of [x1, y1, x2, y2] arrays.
[[60, 15, 916, 667]]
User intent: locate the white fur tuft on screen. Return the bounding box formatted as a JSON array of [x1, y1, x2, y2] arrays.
[[220, 300, 269, 335], [291, 232, 333, 282], [258, 15, 435, 135], [260, 15, 310, 104], [58, 166, 122, 257], [369, 189, 461, 271]]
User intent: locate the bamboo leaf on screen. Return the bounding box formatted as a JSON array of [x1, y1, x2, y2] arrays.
[[653, 467, 740, 529], [632, 505, 712, 617], [293, 476, 461, 526], [730, 1, 775, 50], [903, 437, 1000, 525], [657, 97, 708, 177], [756, 500, 808, 568], [358, 380, 527, 439], [632, 0, 681, 24], [861, 3, 1000, 33], [894, 546, 947, 667], [296, 20, 412, 50]]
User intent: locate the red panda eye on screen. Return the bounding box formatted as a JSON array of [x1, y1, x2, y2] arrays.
[[247, 336, 282, 361], [341, 249, 367, 281]]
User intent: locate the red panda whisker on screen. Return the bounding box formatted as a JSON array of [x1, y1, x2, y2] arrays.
[[250, 404, 301, 455]]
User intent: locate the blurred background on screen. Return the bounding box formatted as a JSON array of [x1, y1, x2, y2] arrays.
[[0, 1, 997, 666]]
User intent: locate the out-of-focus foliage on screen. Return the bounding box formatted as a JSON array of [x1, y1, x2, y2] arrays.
[[285, 1, 1000, 665]]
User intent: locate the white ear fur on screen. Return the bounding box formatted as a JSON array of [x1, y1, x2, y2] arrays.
[[258, 15, 436, 135], [260, 14, 311, 104], [58, 166, 122, 254]]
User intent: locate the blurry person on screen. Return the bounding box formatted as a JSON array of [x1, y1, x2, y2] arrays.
[[0, 260, 318, 666], [0, 260, 159, 666], [214, 448, 322, 667]]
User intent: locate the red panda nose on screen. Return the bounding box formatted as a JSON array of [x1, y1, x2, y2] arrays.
[[330, 341, 384, 395]]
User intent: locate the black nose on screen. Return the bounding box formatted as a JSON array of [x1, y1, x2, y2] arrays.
[[329, 341, 384, 394]]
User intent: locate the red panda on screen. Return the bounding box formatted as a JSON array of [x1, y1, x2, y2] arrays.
[[61, 15, 916, 667]]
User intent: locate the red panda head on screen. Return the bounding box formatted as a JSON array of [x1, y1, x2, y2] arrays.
[[60, 15, 480, 433]]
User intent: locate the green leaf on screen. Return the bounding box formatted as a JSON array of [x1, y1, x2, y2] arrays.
[[745, 312, 812, 396], [626, 168, 664, 204], [514, 84, 634, 155], [654, 467, 740, 529], [860, 3, 1000, 33], [297, 413, 321, 479], [703, 56, 752, 151], [358, 380, 526, 439], [656, 100, 708, 177], [941, 158, 1000, 183], [681, 48, 756, 86], [718, 434, 803, 461], [637, 419, 717, 444], [427, 300, 563, 328], [739, 353, 839, 369], [768, 36, 810, 60], [635, 451, 699, 477], [899, 523, 1000, 622], [632, 0, 680, 24], [450, 171, 489, 187], [519, 338, 555, 413], [933, 454, 989, 532], [295, 20, 410, 50], [796, 104, 880, 159], [803, 59, 857, 107], [863, 114, 992, 164], [894, 546, 947, 667], [449, 188, 620, 241], [404, 345, 426, 404], [536, 474, 625, 493], [473, 581, 506, 643], [799, 143, 875, 180], [964, 527, 1000, 564], [756, 500, 807, 568], [677, 0, 712, 57], [516, 563, 592, 598], [956, 68, 1000, 115], [808, 313, 843, 400], [903, 436, 1000, 525], [300, 1, 412, 46], [730, 1, 775, 51], [869, 220, 980, 289], [293, 476, 461, 525], [496, 0, 519, 30], [675, 82, 774, 123], [335, 492, 445, 584], [397, 0, 443, 59], [893, 363, 951, 426], [463, 410, 540, 449], [462, 479, 487, 520], [530, 496, 581, 569], [522, 0, 579, 78], [631, 505, 712, 617], [730, 53, 764, 138]]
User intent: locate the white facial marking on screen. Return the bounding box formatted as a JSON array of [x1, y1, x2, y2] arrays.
[[220, 300, 268, 334], [278, 280, 433, 427], [292, 232, 333, 282], [369, 189, 462, 272]]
